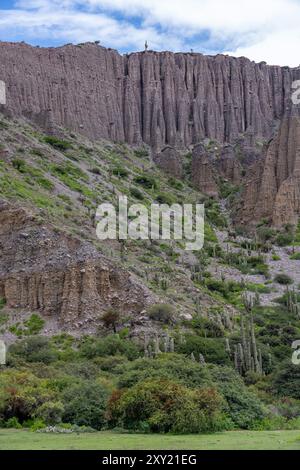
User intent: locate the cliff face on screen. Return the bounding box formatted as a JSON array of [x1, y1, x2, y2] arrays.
[[0, 42, 298, 149], [1, 41, 300, 226], [0, 201, 153, 331], [236, 106, 300, 227]]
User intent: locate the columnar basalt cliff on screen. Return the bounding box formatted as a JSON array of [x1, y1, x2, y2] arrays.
[[1, 41, 300, 226], [0, 41, 298, 148]]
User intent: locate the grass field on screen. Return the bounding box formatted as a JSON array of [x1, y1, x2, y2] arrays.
[[0, 429, 299, 450]]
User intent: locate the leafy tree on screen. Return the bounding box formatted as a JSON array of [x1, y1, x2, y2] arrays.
[[272, 361, 300, 399], [8, 336, 57, 364], [107, 378, 225, 433], [62, 382, 108, 430]]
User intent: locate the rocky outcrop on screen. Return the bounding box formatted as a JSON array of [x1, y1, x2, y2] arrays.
[[236, 107, 300, 227], [0, 42, 299, 150], [218, 144, 242, 185], [0, 200, 154, 328], [191, 143, 218, 196], [154, 146, 183, 179]]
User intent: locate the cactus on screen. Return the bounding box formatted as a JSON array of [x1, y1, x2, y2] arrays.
[[242, 291, 253, 313], [199, 353, 205, 364], [234, 313, 263, 376], [154, 336, 161, 355]]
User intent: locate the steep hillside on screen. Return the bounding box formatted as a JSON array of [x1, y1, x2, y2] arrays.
[[0, 112, 238, 340]]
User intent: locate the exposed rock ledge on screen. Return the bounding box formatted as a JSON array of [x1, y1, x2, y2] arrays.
[[0, 200, 154, 328]]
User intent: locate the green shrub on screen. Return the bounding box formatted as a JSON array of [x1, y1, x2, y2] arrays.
[[80, 335, 139, 361], [112, 166, 129, 178], [134, 174, 157, 189], [274, 273, 294, 285], [130, 187, 144, 200], [134, 148, 149, 158], [24, 314, 45, 335], [178, 336, 230, 365], [35, 401, 64, 425], [117, 354, 212, 389], [276, 232, 294, 246], [147, 304, 174, 324], [290, 252, 300, 260], [44, 136, 72, 151], [2, 417, 22, 429], [12, 158, 26, 172], [62, 382, 108, 430], [257, 226, 276, 242], [0, 369, 56, 423], [168, 177, 183, 190], [8, 336, 57, 364], [204, 278, 243, 300], [101, 309, 120, 333], [156, 192, 175, 205], [189, 316, 224, 338], [210, 366, 265, 429], [272, 361, 300, 399], [107, 378, 225, 433]]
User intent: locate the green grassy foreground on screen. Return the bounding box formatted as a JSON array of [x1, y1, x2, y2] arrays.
[[0, 430, 299, 450]]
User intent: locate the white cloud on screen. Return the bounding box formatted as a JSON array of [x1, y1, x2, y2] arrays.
[[1, 0, 300, 65]]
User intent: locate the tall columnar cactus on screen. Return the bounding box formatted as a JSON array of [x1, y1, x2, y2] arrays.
[[234, 313, 263, 376], [285, 287, 300, 318], [242, 291, 253, 313], [199, 353, 205, 364]]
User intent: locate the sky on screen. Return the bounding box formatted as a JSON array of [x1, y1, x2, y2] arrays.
[[0, 0, 300, 66]]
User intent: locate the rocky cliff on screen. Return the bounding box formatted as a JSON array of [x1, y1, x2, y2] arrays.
[[235, 105, 300, 227], [1, 41, 300, 226], [0, 200, 154, 332], [0, 41, 298, 149]]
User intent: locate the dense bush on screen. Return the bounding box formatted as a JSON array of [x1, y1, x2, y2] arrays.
[[134, 174, 157, 189], [189, 316, 224, 338], [117, 354, 212, 389], [79, 335, 140, 361], [62, 382, 108, 430], [147, 304, 174, 324], [272, 361, 300, 399], [156, 192, 175, 205], [8, 336, 58, 364], [210, 367, 265, 429], [177, 336, 230, 365], [276, 232, 294, 246], [0, 370, 55, 424], [112, 166, 129, 178], [274, 273, 294, 285], [44, 136, 72, 151], [130, 187, 144, 200], [107, 378, 225, 433], [101, 309, 120, 333]]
